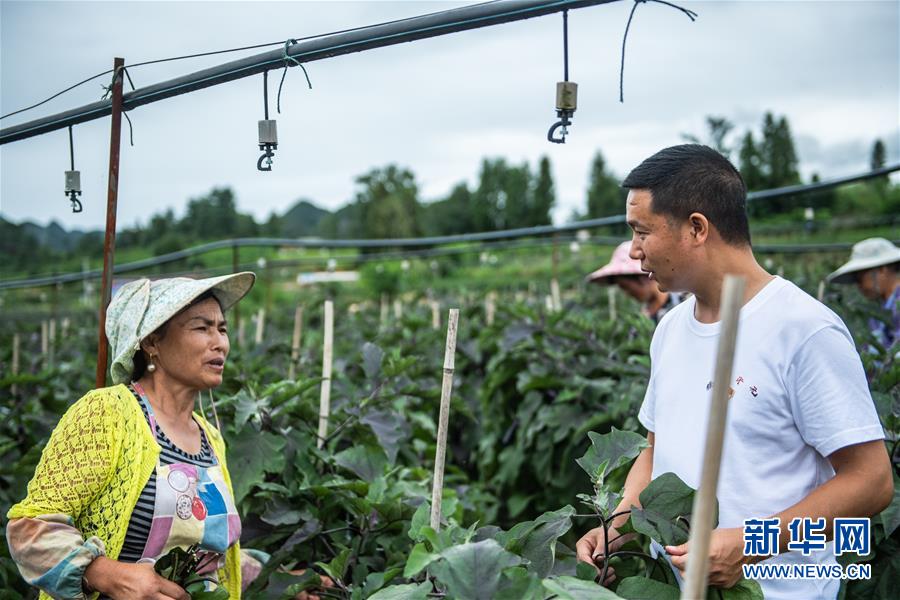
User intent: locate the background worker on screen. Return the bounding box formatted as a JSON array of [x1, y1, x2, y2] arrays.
[[827, 237, 900, 352], [586, 240, 682, 323]]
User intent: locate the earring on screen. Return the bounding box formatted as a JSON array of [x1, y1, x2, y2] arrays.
[[147, 354, 157, 373]]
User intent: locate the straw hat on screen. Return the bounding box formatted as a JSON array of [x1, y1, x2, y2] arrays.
[[586, 241, 647, 284], [106, 272, 255, 384], [827, 238, 900, 284]]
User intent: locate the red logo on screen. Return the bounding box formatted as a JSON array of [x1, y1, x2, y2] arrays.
[[192, 496, 207, 521], [736, 376, 744, 385]]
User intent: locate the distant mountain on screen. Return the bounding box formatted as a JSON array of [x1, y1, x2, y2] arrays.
[[279, 199, 331, 238], [6, 217, 101, 253]]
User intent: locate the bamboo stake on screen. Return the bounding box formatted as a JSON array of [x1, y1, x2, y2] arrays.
[[48, 319, 56, 367], [238, 319, 246, 348], [288, 305, 304, 380], [817, 280, 825, 302], [41, 320, 49, 359], [485, 291, 496, 325], [11, 333, 19, 396], [608, 286, 617, 322], [380, 294, 388, 326], [545, 295, 554, 311], [430, 308, 459, 531], [254, 308, 265, 345], [431, 300, 441, 330], [551, 278, 562, 312], [393, 298, 403, 320], [61, 317, 70, 339], [317, 300, 334, 449], [681, 274, 747, 600]]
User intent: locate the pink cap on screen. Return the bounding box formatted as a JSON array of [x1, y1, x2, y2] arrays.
[[586, 241, 646, 284]]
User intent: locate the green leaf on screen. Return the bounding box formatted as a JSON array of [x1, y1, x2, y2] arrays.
[[334, 444, 388, 482], [576, 428, 649, 485], [408, 502, 430, 542], [316, 547, 351, 582], [363, 342, 385, 380], [367, 582, 432, 600], [495, 567, 544, 600], [879, 472, 900, 537], [630, 507, 691, 548], [541, 575, 624, 599], [232, 389, 263, 432], [403, 542, 441, 578], [506, 505, 575, 578], [575, 561, 597, 581], [631, 472, 701, 547], [260, 570, 321, 600], [616, 576, 680, 600], [227, 429, 286, 504], [361, 409, 410, 464], [717, 578, 765, 600], [430, 539, 522, 600], [261, 497, 303, 526]]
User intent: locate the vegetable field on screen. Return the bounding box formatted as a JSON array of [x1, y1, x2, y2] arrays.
[[1, 261, 897, 600]]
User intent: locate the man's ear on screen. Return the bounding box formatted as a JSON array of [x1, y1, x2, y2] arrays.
[[687, 212, 710, 245]]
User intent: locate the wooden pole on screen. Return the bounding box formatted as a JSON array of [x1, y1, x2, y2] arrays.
[[817, 280, 825, 302], [393, 298, 403, 320], [485, 292, 496, 325], [238, 319, 246, 348], [288, 305, 303, 380], [431, 300, 441, 330], [232, 243, 241, 337], [254, 308, 266, 345], [430, 308, 459, 531], [95, 57, 125, 389], [41, 320, 49, 360], [681, 275, 747, 600], [380, 294, 388, 326], [608, 286, 617, 322], [48, 319, 56, 367], [317, 300, 334, 449], [11, 333, 19, 396], [551, 278, 562, 312]]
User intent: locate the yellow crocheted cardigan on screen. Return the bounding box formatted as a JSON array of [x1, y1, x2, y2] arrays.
[[7, 384, 242, 599]]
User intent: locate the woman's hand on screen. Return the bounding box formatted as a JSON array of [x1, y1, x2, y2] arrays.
[[85, 557, 190, 600], [286, 568, 335, 600]]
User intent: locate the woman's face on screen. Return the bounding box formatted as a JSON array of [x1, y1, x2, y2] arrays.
[[144, 297, 229, 390]]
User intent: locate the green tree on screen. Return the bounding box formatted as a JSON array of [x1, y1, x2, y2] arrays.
[[585, 150, 624, 218], [355, 165, 422, 241], [758, 113, 801, 213], [529, 156, 555, 226], [683, 115, 735, 158], [502, 162, 532, 229], [869, 138, 890, 200], [738, 132, 765, 191], [422, 183, 474, 236], [472, 159, 507, 231]]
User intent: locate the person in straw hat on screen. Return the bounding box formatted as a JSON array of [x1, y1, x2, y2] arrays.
[[586, 240, 682, 323], [827, 237, 900, 352], [6, 273, 279, 599]]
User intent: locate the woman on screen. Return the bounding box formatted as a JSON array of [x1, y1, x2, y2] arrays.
[[586, 241, 681, 323], [7, 273, 254, 599]]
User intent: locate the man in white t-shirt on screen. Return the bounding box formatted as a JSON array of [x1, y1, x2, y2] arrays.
[[575, 144, 892, 599]]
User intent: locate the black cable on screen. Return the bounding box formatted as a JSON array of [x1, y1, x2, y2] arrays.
[[68, 126, 75, 170], [263, 71, 269, 120], [1, 0, 504, 122], [619, 0, 697, 102], [563, 10, 569, 82]]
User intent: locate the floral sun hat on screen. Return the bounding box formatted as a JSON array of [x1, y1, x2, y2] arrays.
[[827, 237, 900, 284], [585, 241, 647, 284], [106, 272, 255, 385]]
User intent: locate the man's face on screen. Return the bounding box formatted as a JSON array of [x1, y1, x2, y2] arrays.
[[626, 189, 689, 293]]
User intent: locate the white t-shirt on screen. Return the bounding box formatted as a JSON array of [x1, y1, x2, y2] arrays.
[[638, 277, 883, 600]]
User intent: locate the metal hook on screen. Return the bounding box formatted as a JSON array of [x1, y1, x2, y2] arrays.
[[547, 115, 571, 144], [66, 191, 83, 213], [257, 147, 274, 171]]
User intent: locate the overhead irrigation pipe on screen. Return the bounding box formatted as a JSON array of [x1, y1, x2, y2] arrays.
[[0, 0, 619, 145]]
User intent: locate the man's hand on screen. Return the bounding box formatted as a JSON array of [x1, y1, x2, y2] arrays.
[[665, 527, 746, 588], [575, 525, 635, 586], [85, 558, 189, 600]]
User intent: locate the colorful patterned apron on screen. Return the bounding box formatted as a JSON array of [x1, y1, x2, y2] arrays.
[[132, 383, 241, 584]]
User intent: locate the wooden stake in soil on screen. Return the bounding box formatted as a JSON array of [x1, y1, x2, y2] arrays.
[[393, 298, 403, 320], [288, 305, 304, 380], [316, 300, 335, 449], [41, 320, 49, 359], [254, 308, 266, 346], [550, 278, 562, 312], [380, 294, 389, 326], [817, 280, 825, 303], [48, 319, 56, 367], [431, 300, 441, 330], [11, 333, 20, 396], [238, 319, 246, 348], [608, 286, 617, 322], [485, 292, 497, 325], [430, 308, 460, 531], [681, 274, 746, 600]]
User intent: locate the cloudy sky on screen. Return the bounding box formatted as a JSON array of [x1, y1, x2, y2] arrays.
[[1, 0, 898, 232]]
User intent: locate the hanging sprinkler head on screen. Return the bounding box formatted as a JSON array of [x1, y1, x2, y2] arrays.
[[65, 126, 83, 212], [547, 10, 577, 144], [257, 71, 278, 171]]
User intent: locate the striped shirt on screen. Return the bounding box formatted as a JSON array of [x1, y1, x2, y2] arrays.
[[117, 387, 217, 563]]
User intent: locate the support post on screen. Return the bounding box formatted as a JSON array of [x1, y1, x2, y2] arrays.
[[95, 57, 125, 388], [317, 300, 335, 449], [430, 308, 460, 531]]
